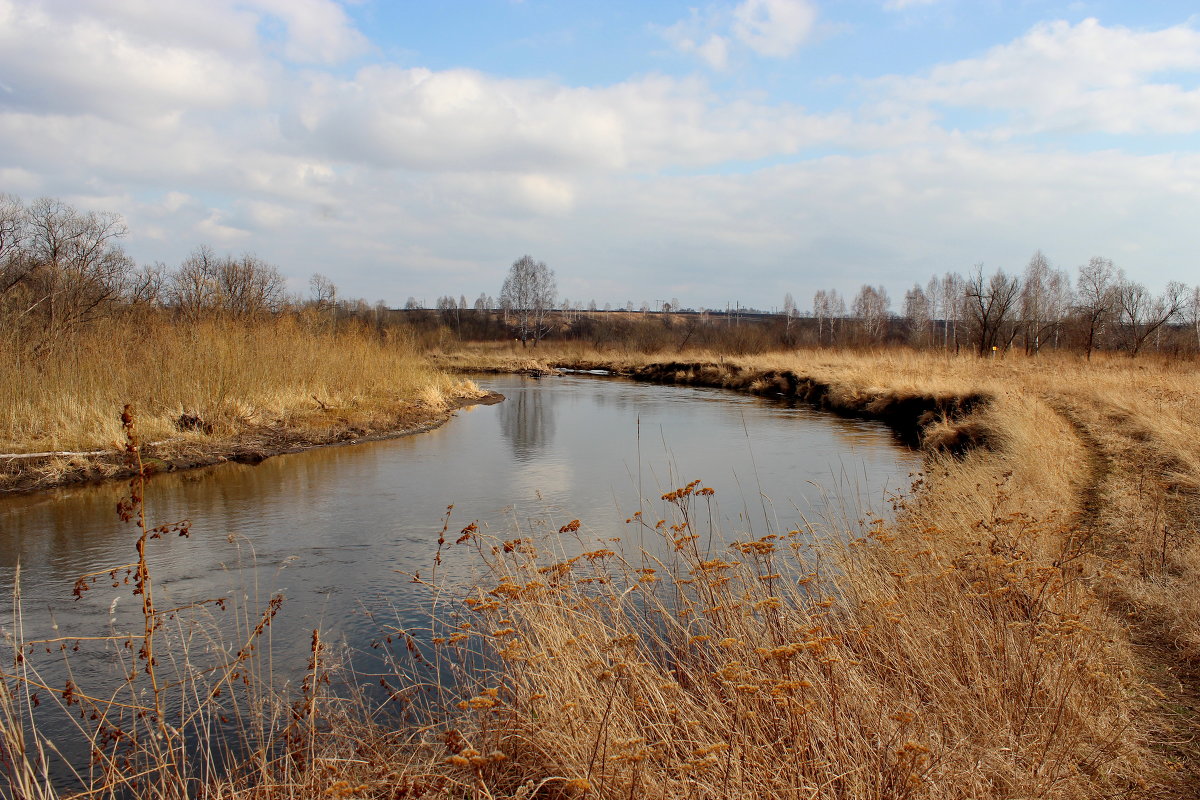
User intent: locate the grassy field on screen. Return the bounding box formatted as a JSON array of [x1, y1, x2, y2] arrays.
[[0, 314, 485, 491], [3, 342, 1198, 798]]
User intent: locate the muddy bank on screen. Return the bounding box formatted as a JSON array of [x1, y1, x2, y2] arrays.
[[531, 358, 992, 452], [0, 391, 504, 495]]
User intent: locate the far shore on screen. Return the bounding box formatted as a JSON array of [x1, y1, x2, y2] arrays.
[[0, 390, 504, 495]]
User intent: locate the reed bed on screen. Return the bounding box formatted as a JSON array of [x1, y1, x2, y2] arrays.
[[1, 314, 483, 491]]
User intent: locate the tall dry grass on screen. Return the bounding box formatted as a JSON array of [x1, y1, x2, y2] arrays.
[[0, 313, 470, 456], [431, 343, 1200, 795]]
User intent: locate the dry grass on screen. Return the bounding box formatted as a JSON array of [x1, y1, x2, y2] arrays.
[[427, 343, 1200, 796], [0, 314, 485, 490]]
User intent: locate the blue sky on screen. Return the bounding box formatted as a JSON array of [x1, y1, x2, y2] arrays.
[[1, 0, 1198, 310]]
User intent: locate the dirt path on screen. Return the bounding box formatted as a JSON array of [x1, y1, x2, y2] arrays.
[[1043, 392, 1200, 796]]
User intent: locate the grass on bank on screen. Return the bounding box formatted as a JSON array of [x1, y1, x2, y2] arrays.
[[0, 314, 482, 484], [3, 343, 1199, 798]]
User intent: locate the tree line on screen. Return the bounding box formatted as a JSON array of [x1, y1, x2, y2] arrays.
[[799, 252, 1197, 358], [4, 196, 1198, 358]]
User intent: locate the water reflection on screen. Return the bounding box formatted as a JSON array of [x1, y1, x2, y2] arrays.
[[499, 383, 555, 461], [0, 374, 921, 701]]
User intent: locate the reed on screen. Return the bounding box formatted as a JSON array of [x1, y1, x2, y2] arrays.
[[1, 313, 483, 491]]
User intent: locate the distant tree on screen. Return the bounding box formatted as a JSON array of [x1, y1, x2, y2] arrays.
[[902, 284, 931, 346], [1020, 252, 1072, 354], [19, 196, 134, 348], [500, 255, 557, 347], [213, 254, 284, 317], [310, 273, 337, 309], [1075, 257, 1118, 360], [0, 193, 30, 301], [1113, 278, 1185, 356], [940, 272, 966, 351], [126, 262, 167, 306], [963, 265, 1021, 356], [782, 292, 797, 343], [405, 296, 422, 310], [1187, 286, 1200, 353], [474, 293, 489, 313], [852, 284, 891, 344]]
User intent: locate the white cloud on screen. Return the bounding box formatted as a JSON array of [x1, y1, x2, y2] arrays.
[[1, 4, 1198, 308], [883, 0, 941, 10], [661, 0, 816, 67], [884, 18, 1200, 135], [732, 0, 817, 58], [293, 67, 849, 173], [246, 0, 369, 64]]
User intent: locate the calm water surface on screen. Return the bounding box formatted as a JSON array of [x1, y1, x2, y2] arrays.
[[0, 374, 920, 719]]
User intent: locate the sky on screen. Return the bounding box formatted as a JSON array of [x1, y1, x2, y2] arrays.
[[1, 0, 1198, 311]]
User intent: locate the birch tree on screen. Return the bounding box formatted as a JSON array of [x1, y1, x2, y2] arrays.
[[500, 255, 557, 347]]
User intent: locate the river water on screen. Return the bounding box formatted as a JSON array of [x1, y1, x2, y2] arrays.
[[0, 374, 920, 778]]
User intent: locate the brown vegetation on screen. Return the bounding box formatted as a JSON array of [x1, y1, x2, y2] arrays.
[[0, 313, 488, 492]]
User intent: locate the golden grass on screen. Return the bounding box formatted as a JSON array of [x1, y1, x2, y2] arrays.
[[0, 314, 484, 490], [423, 343, 1200, 797]]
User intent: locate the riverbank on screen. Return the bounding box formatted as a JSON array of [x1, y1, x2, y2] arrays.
[[422, 343, 1200, 797], [0, 316, 496, 493]]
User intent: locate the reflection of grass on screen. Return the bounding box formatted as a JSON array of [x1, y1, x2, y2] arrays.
[[6, 346, 1200, 797]]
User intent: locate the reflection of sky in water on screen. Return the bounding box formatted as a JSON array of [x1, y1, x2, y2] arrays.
[[0, 375, 921, 742]]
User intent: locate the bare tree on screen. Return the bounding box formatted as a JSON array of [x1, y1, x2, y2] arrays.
[[1187, 286, 1200, 353], [126, 262, 167, 306], [0, 193, 31, 300], [940, 272, 965, 351], [310, 273, 337, 309], [903, 283, 931, 347], [169, 245, 220, 319], [782, 292, 797, 343], [213, 254, 284, 317], [1075, 257, 1118, 360], [852, 284, 891, 344], [963, 265, 1021, 356], [1020, 251, 1072, 354], [500, 255, 557, 347], [19, 197, 133, 349], [1113, 278, 1185, 356]]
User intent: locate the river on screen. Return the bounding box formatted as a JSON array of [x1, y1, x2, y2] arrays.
[[0, 373, 921, 782]]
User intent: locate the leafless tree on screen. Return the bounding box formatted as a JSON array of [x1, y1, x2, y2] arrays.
[[964, 265, 1021, 356], [940, 272, 966, 351], [852, 284, 891, 344], [0, 193, 31, 300], [500, 255, 557, 347], [1113, 278, 1185, 356], [18, 197, 133, 349], [126, 262, 167, 306], [1020, 251, 1072, 354], [213, 254, 284, 317], [1186, 286, 1200, 353], [310, 273, 337, 309], [1075, 257, 1119, 360], [903, 283, 932, 347]]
